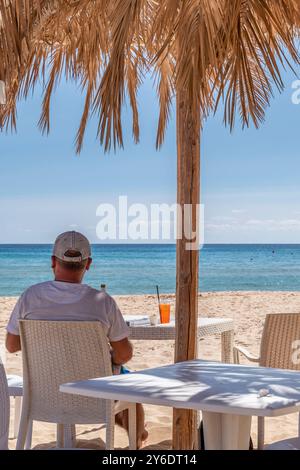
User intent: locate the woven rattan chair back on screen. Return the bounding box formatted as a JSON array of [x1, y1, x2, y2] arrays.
[[260, 313, 300, 370], [19, 320, 112, 424]]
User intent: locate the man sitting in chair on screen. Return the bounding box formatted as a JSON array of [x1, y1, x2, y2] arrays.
[[6, 230, 148, 448]]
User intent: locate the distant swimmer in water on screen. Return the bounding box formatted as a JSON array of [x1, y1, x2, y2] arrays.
[[272, 250, 275, 254]]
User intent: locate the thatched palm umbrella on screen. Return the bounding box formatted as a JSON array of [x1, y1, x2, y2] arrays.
[[1, 0, 300, 449]]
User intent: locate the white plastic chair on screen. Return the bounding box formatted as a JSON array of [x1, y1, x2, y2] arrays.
[[6, 375, 33, 448], [16, 320, 137, 450], [0, 356, 9, 449], [0, 341, 33, 446], [233, 313, 300, 450], [6, 375, 22, 439], [0, 345, 32, 447]]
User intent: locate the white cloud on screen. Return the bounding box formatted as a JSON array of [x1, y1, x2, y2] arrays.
[[209, 216, 238, 223], [231, 209, 246, 214], [206, 223, 236, 231], [245, 219, 275, 226], [245, 218, 300, 229], [206, 217, 300, 234]]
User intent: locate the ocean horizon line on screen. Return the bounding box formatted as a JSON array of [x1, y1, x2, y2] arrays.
[[1, 242, 300, 246], [1, 244, 300, 295]]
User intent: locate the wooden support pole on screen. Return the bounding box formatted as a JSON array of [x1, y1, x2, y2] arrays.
[[172, 88, 200, 450]]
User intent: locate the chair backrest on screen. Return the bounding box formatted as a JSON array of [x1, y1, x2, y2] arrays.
[[19, 320, 113, 425], [0, 356, 9, 450], [260, 313, 300, 370]]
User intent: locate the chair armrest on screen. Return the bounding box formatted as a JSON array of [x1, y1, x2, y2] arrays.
[[233, 345, 260, 364]]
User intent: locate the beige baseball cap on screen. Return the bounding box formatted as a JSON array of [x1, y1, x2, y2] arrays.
[[53, 231, 91, 262]]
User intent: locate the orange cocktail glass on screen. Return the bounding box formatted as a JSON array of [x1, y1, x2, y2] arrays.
[[159, 304, 171, 324]]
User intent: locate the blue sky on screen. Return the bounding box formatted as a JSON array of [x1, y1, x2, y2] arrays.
[[0, 66, 300, 244]]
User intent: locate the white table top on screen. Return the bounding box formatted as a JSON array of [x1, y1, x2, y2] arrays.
[[60, 360, 300, 418], [126, 317, 234, 340], [124, 317, 233, 328]]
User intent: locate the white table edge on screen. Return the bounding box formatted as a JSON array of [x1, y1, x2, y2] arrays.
[[59, 383, 300, 418]]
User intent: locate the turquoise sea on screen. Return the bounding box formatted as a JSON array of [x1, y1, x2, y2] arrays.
[[1, 244, 300, 296]]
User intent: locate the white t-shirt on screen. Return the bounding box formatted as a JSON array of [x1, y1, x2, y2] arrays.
[[6, 281, 130, 342]]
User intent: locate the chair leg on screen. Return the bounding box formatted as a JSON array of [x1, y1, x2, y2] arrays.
[[128, 404, 137, 450], [0, 432, 9, 450], [16, 414, 30, 450], [257, 416, 265, 450], [105, 401, 115, 450], [13, 396, 22, 438], [13, 397, 32, 449], [57, 424, 64, 448], [25, 421, 33, 450], [233, 348, 240, 365]]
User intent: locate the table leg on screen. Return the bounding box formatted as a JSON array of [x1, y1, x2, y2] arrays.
[[221, 330, 234, 363], [202, 411, 252, 450]]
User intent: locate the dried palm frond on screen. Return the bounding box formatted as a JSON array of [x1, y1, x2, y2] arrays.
[[0, 0, 299, 151], [216, 0, 300, 129]]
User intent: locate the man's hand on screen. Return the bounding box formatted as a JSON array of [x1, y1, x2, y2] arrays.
[[110, 337, 133, 365], [6, 333, 21, 353]]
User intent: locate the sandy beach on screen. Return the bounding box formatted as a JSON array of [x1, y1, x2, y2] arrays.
[[1, 291, 300, 449]]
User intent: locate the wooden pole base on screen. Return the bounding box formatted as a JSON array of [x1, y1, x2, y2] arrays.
[[173, 89, 200, 450]]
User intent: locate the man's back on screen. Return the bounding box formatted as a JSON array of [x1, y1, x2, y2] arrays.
[[7, 281, 129, 342]]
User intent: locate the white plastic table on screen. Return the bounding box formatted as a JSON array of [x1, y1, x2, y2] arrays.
[[60, 360, 300, 450], [126, 317, 234, 363]]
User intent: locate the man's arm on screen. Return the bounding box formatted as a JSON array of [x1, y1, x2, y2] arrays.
[[6, 333, 21, 353], [110, 337, 133, 365], [6, 293, 25, 352]]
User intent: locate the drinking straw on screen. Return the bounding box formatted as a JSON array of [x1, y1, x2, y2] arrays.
[[156, 285, 161, 315]]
